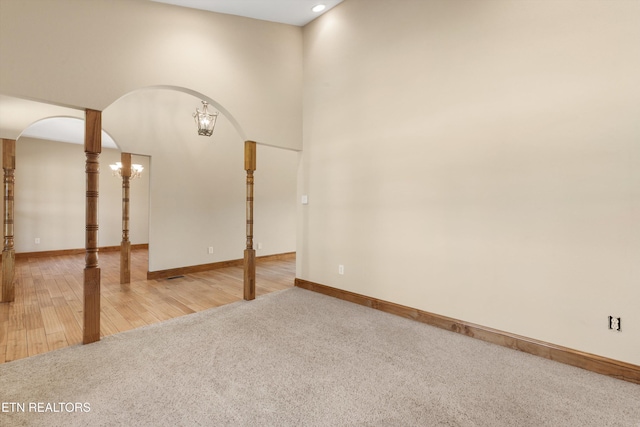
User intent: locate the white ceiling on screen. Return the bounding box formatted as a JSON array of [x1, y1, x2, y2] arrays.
[[0, 95, 117, 148], [150, 0, 343, 26], [21, 117, 118, 149]]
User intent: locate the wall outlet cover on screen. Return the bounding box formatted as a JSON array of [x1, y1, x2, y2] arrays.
[[608, 316, 621, 331]]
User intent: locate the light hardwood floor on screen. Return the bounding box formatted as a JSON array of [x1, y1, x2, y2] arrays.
[[0, 249, 295, 364]]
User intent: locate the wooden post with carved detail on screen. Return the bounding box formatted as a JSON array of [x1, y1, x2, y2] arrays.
[[1, 139, 16, 303], [120, 152, 132, 284], [244, 141, 256, 301], [84, 109, 101, 344]]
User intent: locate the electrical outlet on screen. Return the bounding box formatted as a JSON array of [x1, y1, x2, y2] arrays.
[[338, 265, 344, 275], [608, 316, 621, 331], [208, 247, 213, 254], [35, 238, 40, 244], [257, 242, 263, 250]]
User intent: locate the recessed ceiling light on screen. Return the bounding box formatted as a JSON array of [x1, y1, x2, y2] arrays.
[[312, 4, 326, 13]]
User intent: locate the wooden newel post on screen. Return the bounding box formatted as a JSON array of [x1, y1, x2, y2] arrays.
[[120, 152, 131, 284], [1, 139, 16, 303], [244, 141, 256, 301], [84, 109, 101, 344]]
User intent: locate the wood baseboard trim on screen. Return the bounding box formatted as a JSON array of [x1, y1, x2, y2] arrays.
[[294, 278, 640, 385], [148, 259, 243, 280], [14, 244, 149, 260], [258, 252, 296, 261], [147, 252, 296, 280]]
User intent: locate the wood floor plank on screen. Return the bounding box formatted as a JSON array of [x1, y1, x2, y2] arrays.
[[99, 314, 118, 337], [46, 331, 68, 352], [41, 305, 65, 335], [47, 277, 66, 301], [114, 296, 160, 326], [36, 280, 55, 307], [54, 304, 83, 345], [101, 304, 133, 333], [24, 304, 45, 330], [1, 249, 295, 363], [68, 299, 84, 327], [26, 327, 49, 357], [110, 303, 149, 329], [5, 328, 28, 362]]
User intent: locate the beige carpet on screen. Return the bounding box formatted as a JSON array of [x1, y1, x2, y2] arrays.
[[1, 287, 639, 426]]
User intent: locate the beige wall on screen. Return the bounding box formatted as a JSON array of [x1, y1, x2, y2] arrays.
[[301, 0, 640, 364], [103, 89, 298, 272], [8, 99, 298, 271], [8, 106, 297, 271], [0, 0, 302, 150], [0, 0, 301, 272], [14, 137, 150, 252]]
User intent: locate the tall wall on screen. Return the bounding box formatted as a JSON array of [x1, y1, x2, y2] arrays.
[[301, 0, 640, 365], [0, 0, 302, 150], [0, 0, 302, 271]]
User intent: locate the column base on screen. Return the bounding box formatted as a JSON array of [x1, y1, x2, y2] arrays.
[[244, 249, 256, 300], [1, 249, 15, 302], [120, 240, 131, 284], [83, 267, 101, 344]]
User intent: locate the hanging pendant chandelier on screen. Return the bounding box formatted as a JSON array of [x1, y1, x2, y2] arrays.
[[110, 162, 144, 180], [193, 101, 218, 137]]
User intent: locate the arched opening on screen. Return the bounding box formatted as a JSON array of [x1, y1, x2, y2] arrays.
[[0, 87, 298, 357], [9, 116, 149, 258], [103, 86, 248, 277]]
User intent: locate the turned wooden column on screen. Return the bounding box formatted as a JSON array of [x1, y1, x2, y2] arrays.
[[84, 109, 101, 344], [244, 141, 256, 301], [1, 139, 16, 303], [120, 153, 131, 284]]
